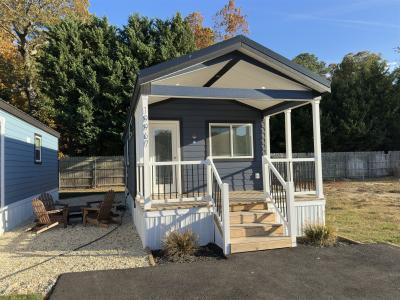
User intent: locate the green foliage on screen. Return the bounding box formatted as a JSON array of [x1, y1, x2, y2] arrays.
[[38, 13, 195, 155], [304, 224, 337, 247], [38, 17, 127, 154], [322, 52, 399, 151], [289, 52, 400, 152], [163, 230, 199, 261], [293, 53, 331, 77]]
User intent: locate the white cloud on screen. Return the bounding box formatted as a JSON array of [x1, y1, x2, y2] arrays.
[[285, 14, 400, 30]]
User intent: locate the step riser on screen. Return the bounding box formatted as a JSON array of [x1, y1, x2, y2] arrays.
[[231, 239, 292, 253], [230, 213, 275, 224], [230, 203, 267, 212], [230, 225, 283, 238]]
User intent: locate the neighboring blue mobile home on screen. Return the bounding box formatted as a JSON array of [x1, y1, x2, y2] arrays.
[[0, 100, 60, 234], [124, 36, 330, 254]]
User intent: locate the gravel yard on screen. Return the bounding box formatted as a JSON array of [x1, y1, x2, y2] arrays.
[[0, 193, 149, 296]]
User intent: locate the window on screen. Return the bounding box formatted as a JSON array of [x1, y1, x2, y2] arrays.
[[209, 123, 253, 158], [34, 134, 42, 163]]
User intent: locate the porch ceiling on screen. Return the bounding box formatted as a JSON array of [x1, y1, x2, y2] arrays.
[[149, 52, 316, 110], [147, 84, 314, 111]]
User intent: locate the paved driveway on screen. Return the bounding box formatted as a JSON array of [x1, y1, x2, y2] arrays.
[[49, 244, 400, 300]]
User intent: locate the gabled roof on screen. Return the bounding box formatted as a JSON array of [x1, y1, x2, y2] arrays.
[[137, 35, 331, 92], [0, 100, 60, 138]]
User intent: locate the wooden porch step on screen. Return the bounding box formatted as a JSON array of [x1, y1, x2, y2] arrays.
[[229, 202, 267, 212], [230, 223, 283, 238], [230, 210, 275, 224], [231, 236, 292, 253]]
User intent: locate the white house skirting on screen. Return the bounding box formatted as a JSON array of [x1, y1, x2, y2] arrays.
[[0, 188, 59, 234], [132, 202, 214, 250], [295, 200, 326, 236]]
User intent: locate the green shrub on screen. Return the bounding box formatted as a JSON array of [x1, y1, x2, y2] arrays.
[[163, 230, 198, 260], [304, 224, 337, 247]]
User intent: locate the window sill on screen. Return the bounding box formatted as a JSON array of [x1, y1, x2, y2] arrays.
[[210, 157, 255, 162]]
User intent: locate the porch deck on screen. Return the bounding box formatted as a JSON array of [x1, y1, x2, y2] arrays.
[[139, 190, 322, 211]]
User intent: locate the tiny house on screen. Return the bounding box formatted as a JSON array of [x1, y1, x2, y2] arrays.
[[123, 36, 330, 254], [0, 100, 60, 234]]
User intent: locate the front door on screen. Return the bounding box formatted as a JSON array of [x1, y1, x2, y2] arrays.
[[149, 121, 180, 197]]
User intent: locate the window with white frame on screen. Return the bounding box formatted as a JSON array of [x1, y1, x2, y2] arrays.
[[34, 134, 42, 163], [209, 123, 253, 158]]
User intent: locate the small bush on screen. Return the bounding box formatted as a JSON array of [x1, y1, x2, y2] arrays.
[[304, 224, 337, 247], [163, 230, 198, 261]]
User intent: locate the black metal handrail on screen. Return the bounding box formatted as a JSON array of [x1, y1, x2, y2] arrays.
[[272, 159, 316, 193], [269, 169, 287, 220]]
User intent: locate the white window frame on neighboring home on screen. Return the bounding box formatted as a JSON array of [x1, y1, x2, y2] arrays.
[[0, 116, 4, 208], [34, 133, 42, 164], [208, 123, 254, 159]]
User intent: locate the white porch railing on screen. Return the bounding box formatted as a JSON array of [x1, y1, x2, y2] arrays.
[[206, 157, 230, 255], [268, 157, 317, 195], [262, 155, 297, 246], [136, 158, 231, 255]]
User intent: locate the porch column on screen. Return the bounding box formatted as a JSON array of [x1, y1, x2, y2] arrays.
[[312, 98, 324, 198], [263, 116, 271, 195], [136, 94, 151, 209], [284, 110, 293, 182]]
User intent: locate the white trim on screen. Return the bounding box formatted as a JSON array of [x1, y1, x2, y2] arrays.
[[0, 188, 58, 234], [0, 116, 4, 209], [145, 206, 213, 218], [149, 120, 181, 196], [208, 123, 254, 159], [34, 134, 42, 163]]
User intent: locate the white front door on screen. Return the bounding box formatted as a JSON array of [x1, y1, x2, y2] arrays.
[[149, 121, 180, 197]]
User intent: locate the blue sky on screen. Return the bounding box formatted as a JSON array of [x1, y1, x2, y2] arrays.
[[90, 0, 400, 67]]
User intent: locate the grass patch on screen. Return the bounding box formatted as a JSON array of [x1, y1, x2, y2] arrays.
[[0, 295, 43, 300], [325, 178, 400, 245]]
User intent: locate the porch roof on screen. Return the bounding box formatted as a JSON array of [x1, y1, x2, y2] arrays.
[[124, 36, 331, 139]]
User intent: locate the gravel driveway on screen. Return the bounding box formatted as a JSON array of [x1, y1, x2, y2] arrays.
[[0, 193, 148, 296]]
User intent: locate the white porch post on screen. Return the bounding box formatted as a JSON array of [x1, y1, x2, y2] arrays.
[[138, 95, 151, 210], [263, 116, 271, 195], [284, 110, 293, 182], [222, 182, 231, 255], [312, 98, 324, 199]]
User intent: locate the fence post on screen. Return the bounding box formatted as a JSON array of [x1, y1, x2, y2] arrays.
[[92, 157, 97, 188], [222, 182, 231, 255], [286, 181, 297, 247]]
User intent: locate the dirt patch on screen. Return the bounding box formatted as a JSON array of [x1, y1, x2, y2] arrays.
[[152, 243, 225, 265]]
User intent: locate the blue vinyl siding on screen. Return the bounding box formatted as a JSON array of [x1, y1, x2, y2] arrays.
[[1, 109, 58, 206], [149, 99, 263, 191]]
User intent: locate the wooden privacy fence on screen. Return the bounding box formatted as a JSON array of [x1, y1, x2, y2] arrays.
[[272, 151, 400, 180], [59, 156, 125, 189]]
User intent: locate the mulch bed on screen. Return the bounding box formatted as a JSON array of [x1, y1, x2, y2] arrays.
[[297, 236, 355, 248], [152, 243, 225, 265]]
